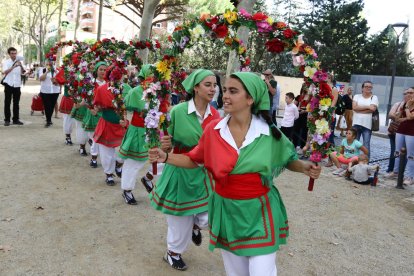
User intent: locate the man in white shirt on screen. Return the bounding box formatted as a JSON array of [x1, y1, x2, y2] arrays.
[[2, 47, 25, 126]]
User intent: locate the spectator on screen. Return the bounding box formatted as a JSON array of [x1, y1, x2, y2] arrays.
[[280, 92, 299, 141], [385, 90, 410, 175], [262, 69, 277, 118], [347, 154, 379, 185], [342, 86, 354, 130], [328, 128, 368, 175], [387, 87, 414, 185], [2, 47, 25, 126], [352, 81, 378, 159], [327, 73, 339, 146], [271, 80, 281, 124], [293, 83, 311, 152]]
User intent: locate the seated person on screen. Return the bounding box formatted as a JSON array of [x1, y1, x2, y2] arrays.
[[329, 128, 368, 175], [346, 154, 379, 185]]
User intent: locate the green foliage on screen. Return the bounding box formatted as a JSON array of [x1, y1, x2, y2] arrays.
[[180, 37, 230, 71], [24, 44, 37, 62], [299, 0, 369, 81], [44, 36, 58, 58], [185, 0, 234, 18]]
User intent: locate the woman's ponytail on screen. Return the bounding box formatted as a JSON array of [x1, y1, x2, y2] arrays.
[[259, 110, 281, 140]]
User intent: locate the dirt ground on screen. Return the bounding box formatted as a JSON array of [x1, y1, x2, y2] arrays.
[[1, 80, 414, 275]]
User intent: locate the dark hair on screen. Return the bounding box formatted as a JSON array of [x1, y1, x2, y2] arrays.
[[361, 81, 372, 88], [349, 127, 357, 138], [7, 47, 17, 54], [230, 75, 282, 140], [216, 74, 223, 108], [286, 92, 295, 99]]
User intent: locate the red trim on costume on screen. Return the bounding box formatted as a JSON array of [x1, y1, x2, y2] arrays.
[[151, 195, 208, 211], [209, 195, 276, 250], [118, 150, 148, 159], [215, 173, 270, 200], [151, 169, 210, 209]]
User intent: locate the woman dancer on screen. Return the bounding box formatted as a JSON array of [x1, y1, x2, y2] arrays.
[[93, 65, 126, 185], [82, 61, 107, 168], [149, 72, 321, 276], [149, 69, 220, 270], [59, 85, 75, 145], [117, 65, 152, 205]]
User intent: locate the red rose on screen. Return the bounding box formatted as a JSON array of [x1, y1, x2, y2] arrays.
[[318, 82, 332, 98], [145, 41, 151, 48], [244, 57, 251, 66], [283, 28, 294, 39], [252, 12, 268, 21], [155, 40, 161, 49], [204, 16, 219, 29], [265, 38, 285, 53], [214, 24, 228, 38]]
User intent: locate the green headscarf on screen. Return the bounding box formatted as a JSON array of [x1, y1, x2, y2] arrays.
[[138, 64, 153, 79], [231, 72, 270, 113], [94, 61, 107, 73], [182, 69, 215, 94]]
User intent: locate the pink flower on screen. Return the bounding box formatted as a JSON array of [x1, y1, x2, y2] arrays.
[[238, 8, 252, 19], [256, 21, 273, 33], [292, 55, 306, 66], [310, 151, 322, 163]]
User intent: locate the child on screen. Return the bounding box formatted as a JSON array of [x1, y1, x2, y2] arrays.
[[280, 92, 299, 141], [348, 154, 379, 185], [330, 128, 368, 175]]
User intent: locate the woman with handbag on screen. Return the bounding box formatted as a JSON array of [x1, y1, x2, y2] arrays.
[[386, 87, 414, 185], [352, 81, 378, 159], [385, 90, 411, 175]]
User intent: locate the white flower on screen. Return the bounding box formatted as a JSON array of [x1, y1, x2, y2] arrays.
[[190, 25, 205, 40]]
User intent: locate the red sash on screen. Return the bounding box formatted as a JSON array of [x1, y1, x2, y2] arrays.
[[215, 173, 270, 200], [131, 111, 144, 127]]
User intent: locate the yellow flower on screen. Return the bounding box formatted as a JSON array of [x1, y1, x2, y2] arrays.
[[306, 103, 311, 112], [304, 46, 315, 55], [164, 69, 172, 81], [156, 60, 169, 74], [319, 98, 332, 107], [224, 11, 238, 24], [314, 61, 321, 69], [315, 118, 330, 134], [266, 17, 274, 25], [159, 114, 165, 125], [238, 46, 246, 55]]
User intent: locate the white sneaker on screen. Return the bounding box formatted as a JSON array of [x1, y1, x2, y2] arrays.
[[384, 172, 397, 179], [403, 177, 414, 185], [332, 168, 345, 175]]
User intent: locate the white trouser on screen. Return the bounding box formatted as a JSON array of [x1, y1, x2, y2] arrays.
[[75, 120, 88, 145], [63, 114, 74, 135], [121, 158, 146, 190], [98, 144, 116, 174], [166, 212, 208, 254], [221, 250, 277, 276], [87, 132, 99, 156], [150, 162, 165, 175]]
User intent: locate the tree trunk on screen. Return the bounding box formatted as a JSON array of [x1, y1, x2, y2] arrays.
[[74, 0, 82, 40], [97, 0, 103, 40], [226, 0, 256, 76], [138, 0, 161, 63], [56, 0, 64, 65]]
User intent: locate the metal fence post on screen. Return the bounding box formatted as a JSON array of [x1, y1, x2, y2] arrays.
[[396, 147, 407, 189]]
